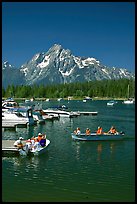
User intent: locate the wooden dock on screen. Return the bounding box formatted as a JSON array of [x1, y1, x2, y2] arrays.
[[2, 122, 27, 131], [79, 111, 98, 116], [2, 123, 17, 131], [2, 140, 26, 148], [2, 140, 26, 156]]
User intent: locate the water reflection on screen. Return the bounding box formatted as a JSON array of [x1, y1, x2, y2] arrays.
[[2, 153, 49, 173], [73, 141, 120, 163]]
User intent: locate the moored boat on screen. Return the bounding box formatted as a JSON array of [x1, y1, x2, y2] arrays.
[[2, 107, 36, 126], [71, 132, 125, 141], [107, 100, 117, 106], [29, 139, 50, 156], [123, 98, 135, 104], [2, 138, 50, 156]]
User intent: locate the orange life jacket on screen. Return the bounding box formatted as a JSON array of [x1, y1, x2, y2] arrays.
[[86, 129, 91, 135], [96, 127, 103, 135], [38, 135, 42, 142]]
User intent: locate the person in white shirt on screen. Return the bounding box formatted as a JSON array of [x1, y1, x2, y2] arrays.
[[14, 137, 24, 149], [74, 127, 81, 135]]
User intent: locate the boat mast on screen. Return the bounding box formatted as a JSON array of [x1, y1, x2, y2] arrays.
[[127, 84, 129, 99]]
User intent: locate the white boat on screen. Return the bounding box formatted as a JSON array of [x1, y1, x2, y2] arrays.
[[2, 107, 36, 126], [27, 139, 50, 156], [83, 97, 92, 102], [43, 108, 76, 118], [57, 98, 63, 101], [2, 98, 19, 111], [2, 139, 50, 156], [123, 84, 135, 104], [40, 111, 59, 120], [83, 99, 87, 103], [45, 98, 50, 102], [123, 98, 135, 104], [32, 111, 45, 124], [107, 100, 117, 106]]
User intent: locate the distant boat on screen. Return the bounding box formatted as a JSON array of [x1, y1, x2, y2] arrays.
[[123, 98, 135, 104], [57, 98, 63, 101], [123, 84, 135, 104], [83, 97, 92, 103], [107, 100, 117, 106], [45, 98, 50, 102], [2, 98, 19, 111]]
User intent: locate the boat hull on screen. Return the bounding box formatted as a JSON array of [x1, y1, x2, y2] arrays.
[[2, 139, 50, 156], [71, 133, 125, 141], [28, 139, 50, 156]]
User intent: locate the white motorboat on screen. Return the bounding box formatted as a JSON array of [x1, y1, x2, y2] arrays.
[[107, 100, 117, 106], [2, 98, 19, 112], [123, 98, 135, 104], [43, 108, 71, 118], [43, 108, 80, 118], [123, 84, 135, 104], [28, 139, 50, 156], [83, 97, 92, 102], [2, 139, 50, 156], [2, 107, 36, 126]]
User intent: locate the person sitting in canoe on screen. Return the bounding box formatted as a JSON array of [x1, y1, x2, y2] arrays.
[[107, 126, 118, 134], [96, 126, 103, 135], [85, 128, 91, 135], [74, 127, 81, 135]]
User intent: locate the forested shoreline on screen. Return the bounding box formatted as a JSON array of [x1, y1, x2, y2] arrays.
[[2, 78, 135, 99]]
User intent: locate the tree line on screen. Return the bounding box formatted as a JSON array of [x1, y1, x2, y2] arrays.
[[2, 78, 135, 99]]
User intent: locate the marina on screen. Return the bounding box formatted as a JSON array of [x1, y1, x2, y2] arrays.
[[2, 99, 135, 202]]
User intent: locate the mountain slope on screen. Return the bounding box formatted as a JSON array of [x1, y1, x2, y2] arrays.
[[2, 44, 135, 88]]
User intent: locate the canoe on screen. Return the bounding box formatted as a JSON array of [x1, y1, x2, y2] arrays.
[[71, 132, 125, 141]]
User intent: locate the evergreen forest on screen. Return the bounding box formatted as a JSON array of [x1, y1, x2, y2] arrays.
[[2, 79, 135, 99]]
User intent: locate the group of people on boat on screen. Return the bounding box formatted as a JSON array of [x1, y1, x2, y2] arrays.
[[14, 132, 47, 151], [74, 126, 118, 135]]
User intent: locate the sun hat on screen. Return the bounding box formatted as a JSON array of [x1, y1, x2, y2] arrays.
[[38, 133, 42, 136]]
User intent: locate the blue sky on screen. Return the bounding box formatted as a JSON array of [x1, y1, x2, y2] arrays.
[[2, 2, 135, 73]]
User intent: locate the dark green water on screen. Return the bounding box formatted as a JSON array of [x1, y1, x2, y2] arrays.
[[2, 100, 135, 202]]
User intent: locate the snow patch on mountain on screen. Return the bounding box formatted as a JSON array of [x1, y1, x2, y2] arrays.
[[37, 55, 50, 68], [2, 44, 135, 88]]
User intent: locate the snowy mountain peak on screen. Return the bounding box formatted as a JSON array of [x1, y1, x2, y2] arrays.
[[2, 44, 135, 88], [2, 61, 14, 69]]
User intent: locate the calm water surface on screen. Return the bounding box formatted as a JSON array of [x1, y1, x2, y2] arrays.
[[2, 100, 135, 202]]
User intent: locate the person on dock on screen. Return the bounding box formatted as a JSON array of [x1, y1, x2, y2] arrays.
[[74, 127, 81, 135], [107, 126, 118, 134], [85, 128, 91, 135], [14, 137, 24, 149], [96, 126, 103, 135]]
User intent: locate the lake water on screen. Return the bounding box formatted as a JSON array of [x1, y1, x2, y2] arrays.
[[2, 100, 135, 202]]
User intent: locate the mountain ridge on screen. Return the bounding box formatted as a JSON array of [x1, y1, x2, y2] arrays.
[[2, 44, 135, 88]]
